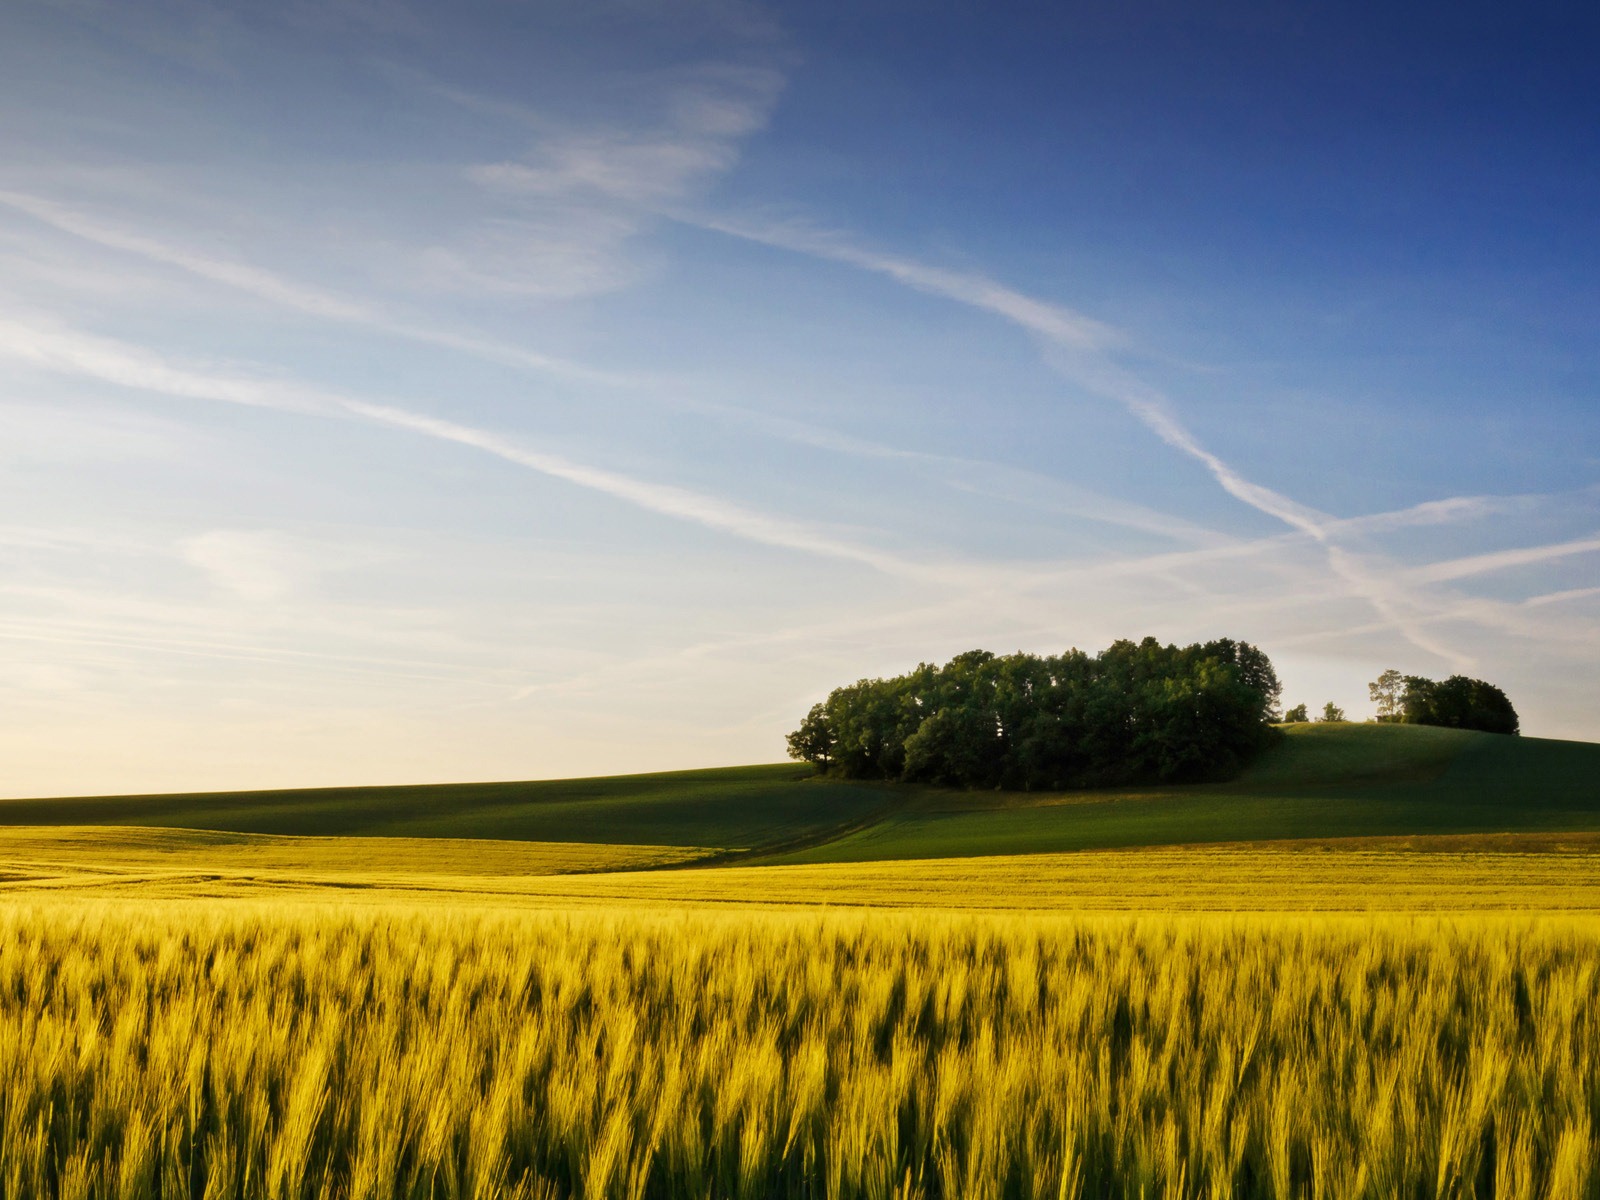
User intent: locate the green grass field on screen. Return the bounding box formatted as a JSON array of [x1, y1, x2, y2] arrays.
[[6, 724, 1595, 869], [779, 723, 1600, 862], [0, 723, 1596, 914], [0, 763, 894, 853]]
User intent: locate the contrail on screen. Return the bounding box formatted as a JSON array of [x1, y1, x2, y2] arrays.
[[0, 314, 956, 583], [690, 212, 1473, 667], [0, 188, 640, 387], [1410, 534, 1600, 584]]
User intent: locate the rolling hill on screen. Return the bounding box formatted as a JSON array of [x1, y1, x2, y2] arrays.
[[0, 764, 889, 851], [2, 724, 1597, 866], [775, 722, 1600, 862], [2, 722, 1599, 909]]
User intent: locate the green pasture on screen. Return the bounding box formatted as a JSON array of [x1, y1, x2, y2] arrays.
[[778, 723, 1600, 862], [3, 724, 1597, 865], [0, 764, 892, 852]]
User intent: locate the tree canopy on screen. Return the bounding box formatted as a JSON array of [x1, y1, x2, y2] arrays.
[[1364, 669, 1519, 735], [787, 637, 1282, 790], [1397, 673, 1520, 735], [1368, 669, 1404, 722]]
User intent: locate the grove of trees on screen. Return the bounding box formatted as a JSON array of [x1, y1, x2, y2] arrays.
[[787, 637, 1282, 790], [1378, 671, 1520, 735], [1279, 671, 1517, 735]]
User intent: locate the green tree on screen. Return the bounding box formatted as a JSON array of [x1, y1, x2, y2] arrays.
[[1320, 702, 1345, 723], [789, 637, 1283, 789], [784, 703, 834, 770], [903, 705, 1000, 787], [1400, 674, 1519, 735], [1283, 703, 1309, 723], [1368, 669, 1404, 722]]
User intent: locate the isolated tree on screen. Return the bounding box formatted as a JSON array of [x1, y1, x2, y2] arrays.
[[1368, 669, 1405, 722], [1283, 704, 1309, 723], [785, 703, 835, 770], [1320, 702, 1345, 723], [1400, 674, 1519, 735]]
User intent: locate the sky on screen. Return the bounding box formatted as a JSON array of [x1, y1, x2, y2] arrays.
[[0, 0, 1596, 797]]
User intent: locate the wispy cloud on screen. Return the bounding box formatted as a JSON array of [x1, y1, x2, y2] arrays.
[[10, 245, 1571, 680], [682, 219, 1311, 534], [689, 213, 1114, 351], [447, 63, 785, 297], [0, 187, 1259, 565], [0, 313, 957, 581], [693, 213, 1480, 667], [12, 174, 1556, 639], [2, 186, 1231, 550], [0, 188, 640, 386], [467, 64, 785, 207], [702, 402, 1233, 548], [339, 397, 946, 578], [1524, 586, 1600, 608], [0, 314, 329, 416], [0, 189, 370, 321], [1409, 534, 1600, 585], [1322, 493, 1535, 536], [0, 184, 1251, 551], [1278, 585, 1600, 657], [4, 310, 1445, 635]]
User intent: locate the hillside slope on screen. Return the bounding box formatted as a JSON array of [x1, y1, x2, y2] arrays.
[[4, 725, 1596, 862], [771, 724, 1600, 862], [0, 765, 894, 853]]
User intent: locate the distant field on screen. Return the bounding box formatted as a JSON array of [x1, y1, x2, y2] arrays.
[[516, 835, 1600, 912], [6, 725, 1596, 866], [777, 724, 1600, 862], [0, 826, 711, 899], [0, 763, 894, 853], [8, 826, 1600, 912]]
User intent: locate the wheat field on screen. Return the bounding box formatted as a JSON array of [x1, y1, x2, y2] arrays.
[[2, 898, 1597, 1199], [7, 828, 1600, 913]]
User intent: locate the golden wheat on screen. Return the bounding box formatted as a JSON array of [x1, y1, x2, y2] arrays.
[[8, 829, 1600, 912], [0, 900, 1596, 1198]]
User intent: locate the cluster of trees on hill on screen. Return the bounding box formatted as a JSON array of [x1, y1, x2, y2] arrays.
[[1280, 670, 1519, 735], [786, 637, 1282, 790], [1368, 669, 1519, 735], [1282, 702, 1346, 723]]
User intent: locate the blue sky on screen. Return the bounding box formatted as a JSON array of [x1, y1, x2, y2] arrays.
[[0, 0, 1595, 795]]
